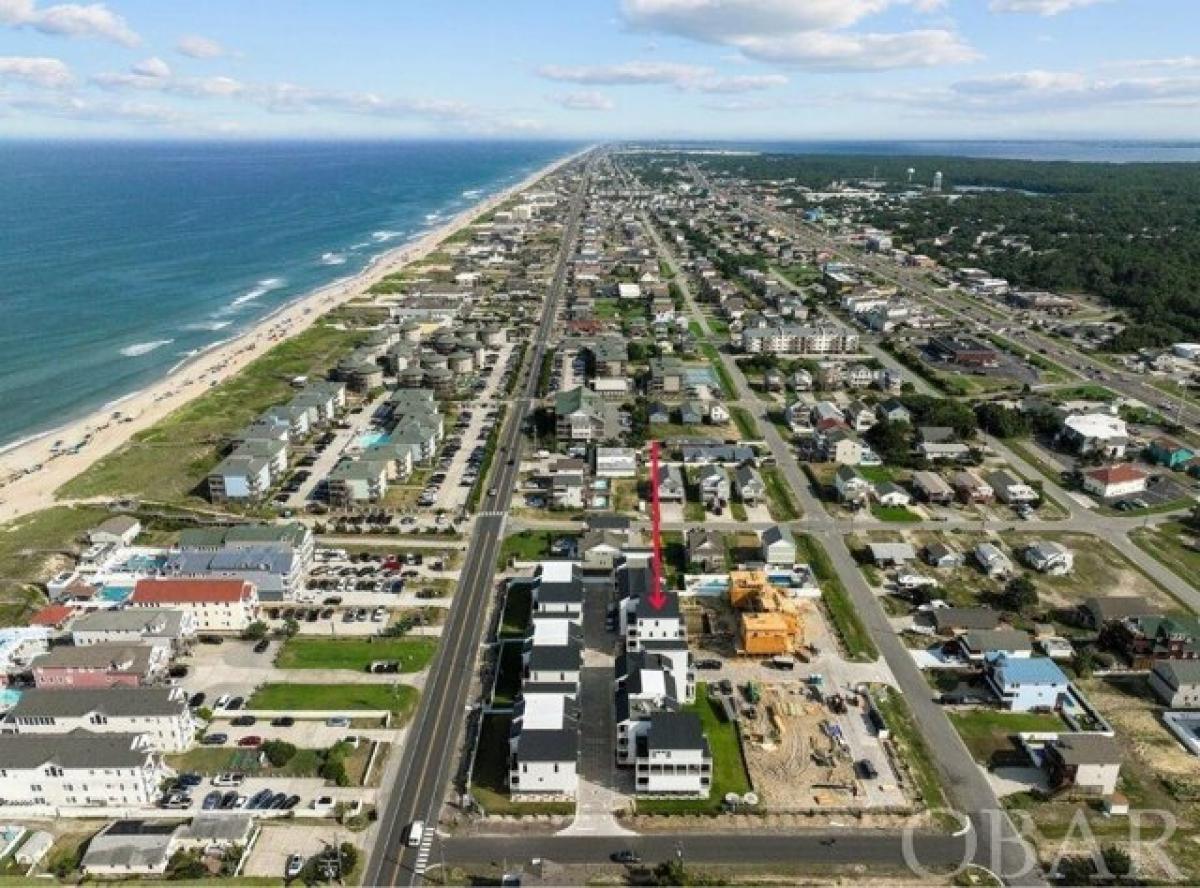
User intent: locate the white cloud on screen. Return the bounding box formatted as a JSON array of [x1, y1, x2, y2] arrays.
[[551, 90, 616, 111], [537, 60, 786, 92], [3, 92, 184, 125], [988, 0, 1107, 14], [1116, 56, 1200, 70], [130, 56, 171, 79], [860, 68, 1200, 114], [0, 54, 72, 88], [619, 0, 975, 71], [176, 34, 227, 59], [0, 0, 139, 46]]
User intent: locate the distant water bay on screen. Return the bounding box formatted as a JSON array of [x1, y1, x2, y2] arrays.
[[0, 139, 575, 449]]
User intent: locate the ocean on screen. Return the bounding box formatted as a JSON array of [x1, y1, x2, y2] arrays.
[[0, 140, 576, 450]]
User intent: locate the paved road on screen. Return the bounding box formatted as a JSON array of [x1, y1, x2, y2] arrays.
[[364, 155, 594, 887], [442, 830, 972, 873]]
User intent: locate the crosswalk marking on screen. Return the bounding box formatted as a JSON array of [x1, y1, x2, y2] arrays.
[[413, 830, 435, 878]]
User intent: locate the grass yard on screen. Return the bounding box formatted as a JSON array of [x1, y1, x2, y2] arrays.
[[496, 529, 563, 568], [248, 683, 418, 721], [871, 504, 921, 523], [873, 687, 947, 813], [636, 685, 754, 815], [1001, 531, 1180, 613], [491, 641, 524, 707], [857, 465, 895, 484], [57, 323, 365, 504], [729, 406, 760, 440], [275, 637, 437, 672], [0, 504, 110, 583], [799, 535, 878, 661], [699, 343, 737, 399], [729, 500, 748, 521], [761, 466, 801, 521], [470, 713, 574, 816], [948, 709, 1066, 764], [1131, 521, 1200, 583], [499, 582, 532, 638]]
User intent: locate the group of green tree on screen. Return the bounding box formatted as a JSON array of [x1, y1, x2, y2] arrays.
[[689, 151, 1200, 349]]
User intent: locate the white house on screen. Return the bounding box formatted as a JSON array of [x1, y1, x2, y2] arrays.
[[1082, 464, 1148, 499], [129, 578, 259, 633], [71, 608, 194, 655], [633, 712, 712, 797], [595, 447, 638, 479], [760, 525, 797, 566], [1149, 660, 1200, 708], [1022, 541, 1074, 576], [973, 543, 1014, 578], [1, 687, 194, 752], [986, 655, 1069, 711], [508, 693, 580, 800], [0, 731, 169, 809]]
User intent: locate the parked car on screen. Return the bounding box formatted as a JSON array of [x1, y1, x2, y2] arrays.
[[286, 854, 305, 880], [270, 716, 295, 727], [202, 791, 222, 810], [254, 638, 271, 654], [231, 715, 256, 727], [326, 716, 351, 728], [237, 735, 263, 748], [201, 733, 228, 746], [212, 772, 245, 787]]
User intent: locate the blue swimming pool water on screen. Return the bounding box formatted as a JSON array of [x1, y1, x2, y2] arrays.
[[358, 431, 391, 449], [98, 585, 133, 603], [0, 688, 23, 711]]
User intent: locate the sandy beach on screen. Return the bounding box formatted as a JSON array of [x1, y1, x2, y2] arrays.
[[0, 149, 584, 524]]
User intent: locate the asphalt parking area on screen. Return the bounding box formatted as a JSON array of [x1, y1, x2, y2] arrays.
[[244, 822, 366, 879]]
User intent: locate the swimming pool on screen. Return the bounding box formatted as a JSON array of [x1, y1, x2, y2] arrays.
[[118, 553, 166, 572], [98, 585, 133, 603], [357, 431, 391, 449], [683, 367, 719, 388], [0, 687, 22, 712]]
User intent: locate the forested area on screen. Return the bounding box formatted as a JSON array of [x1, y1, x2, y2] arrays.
[[680, 152, 1200, 350]]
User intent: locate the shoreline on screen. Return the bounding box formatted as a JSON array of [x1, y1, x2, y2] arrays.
[[0, 147, 586, 523]]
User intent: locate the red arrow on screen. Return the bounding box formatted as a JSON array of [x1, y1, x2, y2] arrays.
[[648, 584, 668, 612]]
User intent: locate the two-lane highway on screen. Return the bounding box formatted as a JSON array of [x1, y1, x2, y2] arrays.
[[364, 152, 595, 886]]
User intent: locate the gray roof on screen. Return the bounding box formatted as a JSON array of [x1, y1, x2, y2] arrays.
[[175, 814, 254, 845], [0, 730, 152, 769], [647, 711, 708, 752], [71, 608, 186, 637], [514, 728, 578, 762], [1048, 733, 1121, 766], [6, 687, 186, 720], [82, 821, 176, 873], [1151, 659, 1200, 688], [33, 643, 154, 672], [961, 629, 1033, 654]]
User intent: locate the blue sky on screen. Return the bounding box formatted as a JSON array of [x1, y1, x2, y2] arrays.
[[0, 0, 1196, 139]]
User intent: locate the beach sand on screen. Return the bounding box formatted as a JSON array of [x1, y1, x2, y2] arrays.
[[0, 149, 584, 523]]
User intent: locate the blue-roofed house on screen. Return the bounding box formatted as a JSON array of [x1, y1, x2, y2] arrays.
[[985, 654, 1069, 711]]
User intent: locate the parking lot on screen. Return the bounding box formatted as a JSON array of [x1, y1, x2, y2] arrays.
[[244, 822, 366, 880]]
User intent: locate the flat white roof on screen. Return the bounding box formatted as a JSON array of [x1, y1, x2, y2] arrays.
[[539, 561, 576, 583], [1063, 413, 1127, 439], [531, 617, 574, 646], [522, 693, 568, 730]]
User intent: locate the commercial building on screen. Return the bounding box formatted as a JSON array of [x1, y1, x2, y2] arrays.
[[0, 731, 169, 809], [130, 578, 259, 633], [1, 687, 194, 752]]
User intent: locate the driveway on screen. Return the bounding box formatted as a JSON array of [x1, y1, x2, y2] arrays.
[[244, 821, 367, 878]]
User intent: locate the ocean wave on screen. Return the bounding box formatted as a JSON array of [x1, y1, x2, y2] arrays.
[[230, 277, 285, 307], [350, 242, 370, 251], [424, 212, 442, 223], [185, 320, 232, 332], [372, 230, 402, 243], [321, 252, 348, 266], [120, 339, 173, 358], [461, 188, 483, 198]]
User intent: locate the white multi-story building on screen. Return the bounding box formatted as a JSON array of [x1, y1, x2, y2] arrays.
[[0, 731, 169, 810], [70, 608, 194, 655], [129, 579, 259, 633], [633, 712, 712, 797], [507, 692, 580, 799], [1, 687, 194, 753]]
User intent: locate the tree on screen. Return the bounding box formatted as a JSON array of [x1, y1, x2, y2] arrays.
[[1072, 647, 1097, 679], [262, 739, 297, 767], [976, 402, 1029, 439], [865, 419, 912, 465], [1101, 844, 1132, 878], [242, 621, 268, 641], [1002, 574, 1039, 613], [280, 618, 300, 638], [166, 850, 207, 881]]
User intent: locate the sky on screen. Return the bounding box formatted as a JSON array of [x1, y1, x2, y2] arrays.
[[0, 0, 1197, 140]]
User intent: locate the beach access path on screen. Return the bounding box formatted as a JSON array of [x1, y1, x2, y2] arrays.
[[0, 149, 587, 524]]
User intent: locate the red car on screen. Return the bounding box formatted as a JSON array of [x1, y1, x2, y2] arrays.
[[237, 735, 263, 748]]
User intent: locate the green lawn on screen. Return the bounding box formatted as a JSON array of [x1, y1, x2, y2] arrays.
[[699, 343, 737, 399], [871, 505, 921, 523], [499, 582, 532, 638], [1131, 521, 1200, 582], [248, 683, 418, 721], [57, 323, 365, 504], [684, 499, 707, 523], [874, 687, 948, 813], [275, 637, 437, 672], [470, 713, 574, 816], [761, 466, 801, 521], [637, 686, 754, 815], [497, 529, 568, 568], [492, 641, 524, 707], [729, 501, 748, 522], [729, 406, 760, 440], [858, 466, 894, 484], [949, 709, 1066, 764], [167, 746, 323, 778], [799, 535, 878, 661]]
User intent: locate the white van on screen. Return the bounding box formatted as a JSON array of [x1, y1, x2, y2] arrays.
[[407, 820, 425, 847]]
